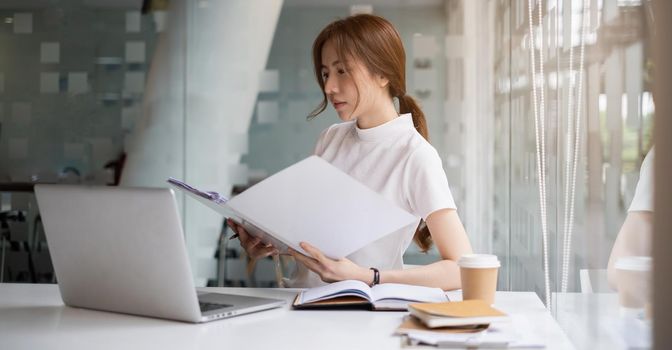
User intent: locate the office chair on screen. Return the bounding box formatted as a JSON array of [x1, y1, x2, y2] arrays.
[[2, 219, 32, 283], [215, 222, 286, 288], [30, 215, 55, 283], [0, 209, 28, 283]]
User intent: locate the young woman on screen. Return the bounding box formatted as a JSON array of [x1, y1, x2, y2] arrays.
[[227, 14, 472, 290]]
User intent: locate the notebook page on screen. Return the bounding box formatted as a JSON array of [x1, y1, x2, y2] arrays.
[[371, 283, 448, 303], [404, 314, 545, 348], [301, 280, 372, 304]]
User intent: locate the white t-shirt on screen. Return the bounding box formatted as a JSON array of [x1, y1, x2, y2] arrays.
[[628, 147, 655, 212], [286, 113, 456, 288]]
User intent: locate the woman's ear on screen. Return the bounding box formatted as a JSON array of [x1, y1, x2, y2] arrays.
[[375, 74, 390, 89]]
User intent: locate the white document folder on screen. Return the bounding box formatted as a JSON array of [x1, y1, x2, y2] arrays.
[[169, 156, 419, 259]]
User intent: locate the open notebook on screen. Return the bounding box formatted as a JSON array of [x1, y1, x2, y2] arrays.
[[292, 280, 449, 311], [168, 156, 419, 259]]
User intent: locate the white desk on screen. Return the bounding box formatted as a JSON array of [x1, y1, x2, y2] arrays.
[[1, 284, 575, 350]]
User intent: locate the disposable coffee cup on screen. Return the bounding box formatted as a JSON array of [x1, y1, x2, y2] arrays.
[[458, 254, 500, 305], [615, 256, 652, 310]]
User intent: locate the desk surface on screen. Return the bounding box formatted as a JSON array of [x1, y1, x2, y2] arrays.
[[554, 292, 652, 350], [1, 284, 576, 350]]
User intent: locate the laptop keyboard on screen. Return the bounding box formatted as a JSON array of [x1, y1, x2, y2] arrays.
[[199, 302, 231, 312]]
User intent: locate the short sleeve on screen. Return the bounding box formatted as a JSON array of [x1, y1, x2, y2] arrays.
[[629, 148, 655, 212], [405, 146, 457, 220]]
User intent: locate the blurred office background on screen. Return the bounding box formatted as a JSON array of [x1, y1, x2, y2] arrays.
[[0, 0, 655, 347]]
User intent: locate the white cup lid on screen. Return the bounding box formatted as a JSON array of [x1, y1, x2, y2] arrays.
[[615, 256, 652, 272], [458, 254, 500, 268]]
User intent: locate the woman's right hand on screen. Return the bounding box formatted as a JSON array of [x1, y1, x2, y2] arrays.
[[226, 218, 279, 261]]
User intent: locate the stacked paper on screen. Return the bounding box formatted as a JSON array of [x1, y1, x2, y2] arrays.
[[398, 314, 545, 348]]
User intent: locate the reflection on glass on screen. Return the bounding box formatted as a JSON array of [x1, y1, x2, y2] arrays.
[[491, 0, 654, 348], [608, 147, 653, 322]]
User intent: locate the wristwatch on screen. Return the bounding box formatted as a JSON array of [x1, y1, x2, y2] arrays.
[[369, 267, 380, 286]]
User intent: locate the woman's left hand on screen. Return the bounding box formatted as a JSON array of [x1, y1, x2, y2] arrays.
[[289, 242, 371, 284]]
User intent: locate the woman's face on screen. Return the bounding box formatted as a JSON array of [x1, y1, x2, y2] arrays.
[[320, 40, 382, 122]]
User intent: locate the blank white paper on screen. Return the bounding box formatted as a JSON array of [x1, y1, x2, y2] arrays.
[[227, 156, 419, 259]]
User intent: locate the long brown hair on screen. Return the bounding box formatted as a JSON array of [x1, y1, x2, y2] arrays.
[[309, 14, 433, 252]]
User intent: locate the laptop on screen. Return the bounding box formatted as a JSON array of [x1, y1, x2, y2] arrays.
[[34, 184, 285, 323]]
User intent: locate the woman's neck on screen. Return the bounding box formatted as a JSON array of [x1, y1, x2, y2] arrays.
[[355, 100, 399, 129]]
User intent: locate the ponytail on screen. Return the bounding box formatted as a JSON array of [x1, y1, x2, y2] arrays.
[[398, 94, 432, 252], [399, 94, 429, 141]]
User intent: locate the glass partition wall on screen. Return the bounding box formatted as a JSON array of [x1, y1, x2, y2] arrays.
[[491, 0, 654, 348], [0, 1, 167, 284]]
